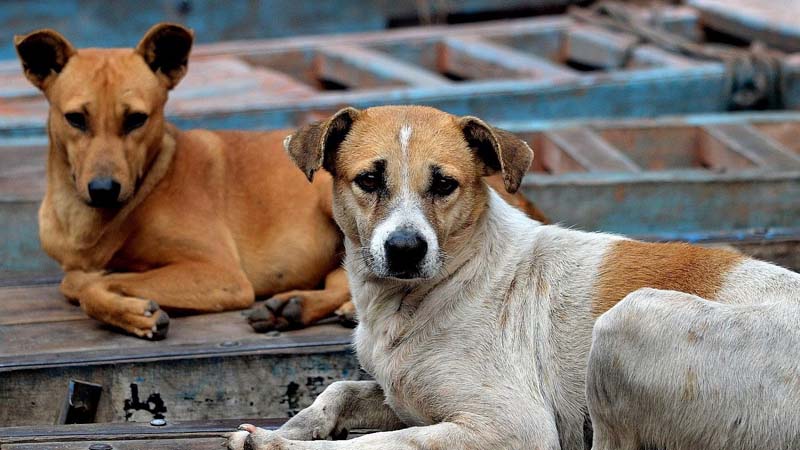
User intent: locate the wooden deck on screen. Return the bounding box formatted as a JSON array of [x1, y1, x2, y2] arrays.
[[1, 1, 799, 436], [0, 282, 359, 427], [0, 418, 286, 449]]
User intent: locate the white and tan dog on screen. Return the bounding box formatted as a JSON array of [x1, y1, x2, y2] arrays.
[[227, 105, 800, 450]]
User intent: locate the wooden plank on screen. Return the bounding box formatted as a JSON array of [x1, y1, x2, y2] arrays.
[[4, 438, 225, 450], [629, 45, 697, 69], [688, 0, 800, 52], [0, 418, 283, 444], [0, 287, 359, 427], [0, 346, 360, 426], [0, 301, 352, 369], [702, 124, 800, 169], [565, 24, 639, 69], [522, 169, 800, 239], [314, 45, 451, 88], [438, 36, 578, 80], [542, 128, 641, 172], [0, 284, 84, 326], [1, 418, 371, 448]]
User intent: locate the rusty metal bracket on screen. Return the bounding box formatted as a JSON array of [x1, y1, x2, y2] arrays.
[[58, 379, 102, 424]]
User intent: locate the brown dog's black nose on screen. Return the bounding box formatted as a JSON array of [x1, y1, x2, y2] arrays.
[[385, 229, 428, 278], [87, 177, 121, 208]]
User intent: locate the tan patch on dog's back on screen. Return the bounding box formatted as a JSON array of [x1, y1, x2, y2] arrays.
[[593, 240, 744, 317]]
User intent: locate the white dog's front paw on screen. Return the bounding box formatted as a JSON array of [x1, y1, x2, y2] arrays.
[[227, 424, 290, 450]]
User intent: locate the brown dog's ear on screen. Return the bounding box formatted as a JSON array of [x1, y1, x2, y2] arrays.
[[15, 29, 76, 91], [284, 107, 360, 181], [459, 116, 533, 193], [135, 23, 193, 89]]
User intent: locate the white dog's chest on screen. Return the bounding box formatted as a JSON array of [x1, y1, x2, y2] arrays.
[[355, 313, 508, 427]]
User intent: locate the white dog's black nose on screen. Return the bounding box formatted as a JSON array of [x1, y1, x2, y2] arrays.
[[385, 229, 428, 277], [88, 177, 121, 208]]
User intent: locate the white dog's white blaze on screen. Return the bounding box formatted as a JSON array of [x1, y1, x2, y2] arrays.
[[366, 124, 439, 278]]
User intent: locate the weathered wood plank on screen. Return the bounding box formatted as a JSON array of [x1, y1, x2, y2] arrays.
[[0, 299, 351, 369], [565, 24, 639, 70], [542, 128, 641, 172], [4, 438, 225, 450], [688, 0, 800, 52], [521, 169, 800, 238], [438, 36, 578, 80], [702, 124, 800, 170], [314, 45, 451, 88], [0, 284, 84, 326], [0, 0, 577, 60], [0, 418, 283, 445]]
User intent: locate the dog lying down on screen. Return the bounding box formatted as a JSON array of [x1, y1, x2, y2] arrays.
[[14, 23, 545, 339], [227, 105, 800, 450], [589, 289, 800, 450]]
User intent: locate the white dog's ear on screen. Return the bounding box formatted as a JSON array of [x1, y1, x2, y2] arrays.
[[15, 29, 76, 91], [136, 23, 193, 89], [284, 107, 361, 182], [459, 116, 533, 193]]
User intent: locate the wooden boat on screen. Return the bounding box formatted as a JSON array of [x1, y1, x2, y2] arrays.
[[1, 1, 798, 436]]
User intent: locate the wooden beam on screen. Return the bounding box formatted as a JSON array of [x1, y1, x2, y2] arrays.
[[314, 45, 451, 88], [565, 25, 639, 69], [702, 124, 800, 169], [438, 36, 578, 80], [543, 128, 642, 172]]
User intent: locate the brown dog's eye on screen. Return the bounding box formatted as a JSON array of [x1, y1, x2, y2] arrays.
[[64, 112, 87, 132], [123, 112, 148, 134], [354, 172, 383, 193], [430, 174, 458, 197]]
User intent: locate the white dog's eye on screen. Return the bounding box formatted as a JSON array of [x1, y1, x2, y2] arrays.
[[430, 173, 458, 197], [354, 171, 383, 193]]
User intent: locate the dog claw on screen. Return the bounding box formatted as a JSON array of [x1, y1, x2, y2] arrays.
[[265, 297, 285, 313], [238, 424, 257, 432], [282, 297, 303, 325], [145, 311, 170, 341]]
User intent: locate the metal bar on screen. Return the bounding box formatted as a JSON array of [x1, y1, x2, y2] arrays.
[[314, 45, 451, 88], [438, 36, 578, 80]]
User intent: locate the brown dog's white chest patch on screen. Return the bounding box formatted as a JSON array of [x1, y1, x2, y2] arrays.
[[593, 240, 744, 317]]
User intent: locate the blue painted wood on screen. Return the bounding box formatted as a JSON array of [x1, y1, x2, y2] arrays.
[[0, 0, 567, 60], [3, 112, 799, 277]]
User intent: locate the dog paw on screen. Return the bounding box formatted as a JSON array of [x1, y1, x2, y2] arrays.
[[334, 301, 357, 328], [99, 298, 170, 340], [247, 296, 304, 332], [227, 424, 290, 450]]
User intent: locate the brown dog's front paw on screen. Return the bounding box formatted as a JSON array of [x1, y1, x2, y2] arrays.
[[247, 296, 304, 333], [112, 299, 170, 340]]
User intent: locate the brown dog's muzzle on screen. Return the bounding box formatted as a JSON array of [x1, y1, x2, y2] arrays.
[[87, 177, 122, 208]]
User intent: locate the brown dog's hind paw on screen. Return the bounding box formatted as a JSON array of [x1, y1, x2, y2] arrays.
[[247, 296, 304, 333], [247, 297, 302, 332], [335, 301, 357, 328]]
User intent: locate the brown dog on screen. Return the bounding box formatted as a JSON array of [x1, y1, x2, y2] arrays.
[[16, 23, 546, 340]]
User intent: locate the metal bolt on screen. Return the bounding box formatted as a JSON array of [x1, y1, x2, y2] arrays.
[[89, 444, 112, 450], [219, 340, 240, 348], [150, 418, 167, 426]]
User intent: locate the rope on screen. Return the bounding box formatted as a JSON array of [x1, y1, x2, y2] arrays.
[[569, 1, 785, 110]]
